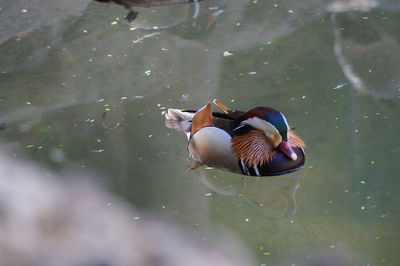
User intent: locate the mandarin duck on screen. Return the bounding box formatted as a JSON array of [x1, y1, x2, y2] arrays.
[[165, 99, 306, 176]]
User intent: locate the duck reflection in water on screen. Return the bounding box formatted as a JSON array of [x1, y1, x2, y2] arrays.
[[196, 168, 302, 219], [95, 0, 204, 22]]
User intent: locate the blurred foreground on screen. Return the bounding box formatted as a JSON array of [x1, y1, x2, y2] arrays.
[[0, 153, 368, 266], [0, 153, 254, 266]]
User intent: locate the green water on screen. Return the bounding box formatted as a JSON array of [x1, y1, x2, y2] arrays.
[[1, 0, 400, 265]]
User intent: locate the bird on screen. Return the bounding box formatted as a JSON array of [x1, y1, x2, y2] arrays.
[[165, 99, 306, 176]]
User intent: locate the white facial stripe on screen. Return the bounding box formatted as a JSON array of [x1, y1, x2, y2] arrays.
[[241, 117, 280, 138], [279, 112, 290, 132]]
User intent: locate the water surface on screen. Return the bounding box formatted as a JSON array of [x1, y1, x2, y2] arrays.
[[1, 0, 400, 265]]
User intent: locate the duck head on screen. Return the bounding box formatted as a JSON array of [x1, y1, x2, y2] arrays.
[[239, 107, 298, 161]]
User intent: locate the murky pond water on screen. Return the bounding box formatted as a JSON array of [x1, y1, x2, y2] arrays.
[[1, 0, 400, 265]]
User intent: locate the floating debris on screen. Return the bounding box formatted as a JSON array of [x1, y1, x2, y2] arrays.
[[102, 121, 120, 129], [177, 94, 189, 103], [0, 123, 7, 130], [102, 111, 121, 129], [223, 51, 234, 57], [132, 32, 160, 44], [332, 83, 347, 90]]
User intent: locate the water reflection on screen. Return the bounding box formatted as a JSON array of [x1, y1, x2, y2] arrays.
[[332, 10, 400, 100], [196, 168, 302, 219], [94, 0, 224, 32]]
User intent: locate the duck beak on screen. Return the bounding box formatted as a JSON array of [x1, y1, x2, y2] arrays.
[[278, 141, 297, 161]]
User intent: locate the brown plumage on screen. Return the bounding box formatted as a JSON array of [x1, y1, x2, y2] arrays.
[[232, 129, 306, 168], [288, 130, 306, 148], [191, 103, 213, 136]]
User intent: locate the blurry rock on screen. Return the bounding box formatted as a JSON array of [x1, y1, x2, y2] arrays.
[[0, 153, 254, 266]]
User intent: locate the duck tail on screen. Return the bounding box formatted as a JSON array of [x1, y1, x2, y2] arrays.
[[165, 109, 194, 134], [165, 109, 194, 121]]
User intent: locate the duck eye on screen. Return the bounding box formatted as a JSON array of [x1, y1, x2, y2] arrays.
[[264, 130, 274, 138]]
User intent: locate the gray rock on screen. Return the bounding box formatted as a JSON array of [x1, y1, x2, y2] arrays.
[[0, 153, 254, 266]]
